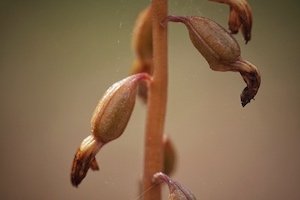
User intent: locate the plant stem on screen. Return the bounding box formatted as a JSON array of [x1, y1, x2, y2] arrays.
[[142, 0, 168, 200]]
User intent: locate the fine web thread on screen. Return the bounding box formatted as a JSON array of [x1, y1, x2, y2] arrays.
[[133, 181, 162, 200]]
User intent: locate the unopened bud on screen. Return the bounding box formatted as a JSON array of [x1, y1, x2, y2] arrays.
[[163, 135, 177, 176], [131, 6, 153, 103], [163, 16, 240, 66], [132, 6, 153, 61], [163, 16, 260, 106], [91, 73, 150, 143], [71, 73, 151, 187], [130, 58, 153, 103]]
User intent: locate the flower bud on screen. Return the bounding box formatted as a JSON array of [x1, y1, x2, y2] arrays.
[[71, 73, 151, 187], [131, 6, 153, 103], [163, 16, 260, 106], [153, 172, 196, 200], [130, 58, 153, 103], [163, 16, 241, 66], [91, 73, 150, 143], [132, 6, 153, 61], [163, 135, 177, 176]]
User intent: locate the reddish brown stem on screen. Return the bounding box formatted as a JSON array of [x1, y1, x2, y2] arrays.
[[142, 0, 168, 200]]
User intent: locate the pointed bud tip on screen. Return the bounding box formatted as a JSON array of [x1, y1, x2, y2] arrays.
[[71, 175, 81, 187], [70, 135, 103, 187], [240, 86, 257, 107]]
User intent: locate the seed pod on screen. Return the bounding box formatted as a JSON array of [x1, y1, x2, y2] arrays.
[[163, 135, 177, 176], [131, 6, 153, 103], [130, 58, 153, 103], [91, 73, 150, 143], [209, 0, 253, 43], [153, 172, 196, 200], [163, 16, 260, 106], [71, 73, 151, 187], [163, 16, 241, 66], [132, 6, 153, 62]]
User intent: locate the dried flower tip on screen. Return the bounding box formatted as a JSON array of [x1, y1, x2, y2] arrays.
[[71, 135, 103, 187], [153, 172, 196, 200], [234, 59, 261, 106], [163, 135, 177, 176], [209, 0, 253, 43], [91, 73, 151, 143]]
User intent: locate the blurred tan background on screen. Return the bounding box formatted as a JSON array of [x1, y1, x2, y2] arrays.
[[1, 0, 299, 199]]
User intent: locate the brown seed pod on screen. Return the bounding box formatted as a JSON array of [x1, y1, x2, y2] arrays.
[[163, 135, 177, 176], [71, 73, 151, 187], [131, 6, 154, 103], [162, 16, 260, 106]]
